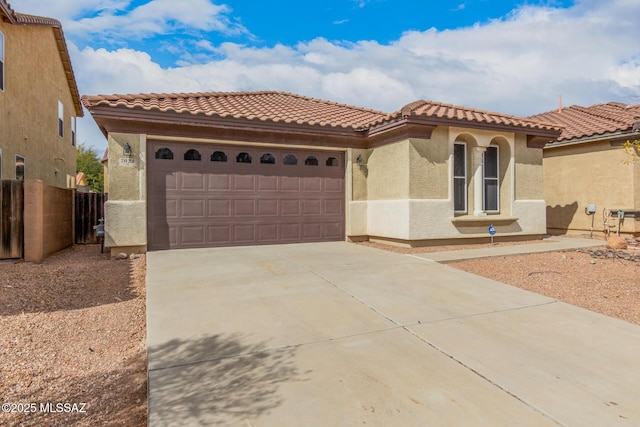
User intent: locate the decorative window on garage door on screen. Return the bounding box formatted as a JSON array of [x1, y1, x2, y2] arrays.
[[326, 157, 339, 167], [184, 149, 201, 161], [211, 151, 227, 162], [155, 148, 174, 159], [236, 152, 252, 163], [305, 156, 318, 166], [283, 154, 297, 165], [260, 153, 276, 164]]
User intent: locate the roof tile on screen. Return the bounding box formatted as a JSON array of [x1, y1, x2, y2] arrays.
[[529, 102, 640, 142]]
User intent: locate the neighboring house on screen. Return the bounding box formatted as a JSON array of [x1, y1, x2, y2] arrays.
[[75, 171, 89, 193], [82, 91, 562, 254], [530, 102, 640, 237], [0, 0, 83, 188]]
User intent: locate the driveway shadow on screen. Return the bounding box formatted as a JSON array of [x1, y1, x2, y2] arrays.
[[148, 334, 304, 426]]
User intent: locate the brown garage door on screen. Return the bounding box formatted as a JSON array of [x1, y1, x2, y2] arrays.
[[147, 141, 345, 250]]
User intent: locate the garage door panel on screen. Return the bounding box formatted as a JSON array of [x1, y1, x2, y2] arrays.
[[257, 199, 278, 216], [181, 173, 206, 191], [208, 225, 231, 244], [324, 200, 343, 215], [280, 176, 300, 192], [281, 200, 301, 216], [258, 175, 278, 191], [208, 200, 231, 217], [233, 225, 256, 242], [181, 226, 206, 245], [148, 142, 345, 250], [281, 224, 301, 240], [302, 200, 322, 215], [233, 200, 256, 216], [302, 177, 322, 192], [234, 175, 255, 191], [181, 199, 206, 218], [208, 175, 231, 191], [257, 224, 278, 241]]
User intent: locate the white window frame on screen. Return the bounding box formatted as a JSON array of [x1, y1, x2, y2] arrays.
[[0, 31, 5, 91], [58, 101, 64, 137], [71, 116, 76, 146], [453, 142, 467, 213], [15, 154, 24, 181], [483, 145, 500, 213]]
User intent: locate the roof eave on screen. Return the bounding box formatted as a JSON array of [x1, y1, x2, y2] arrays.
[[544, 129, 640, 149]]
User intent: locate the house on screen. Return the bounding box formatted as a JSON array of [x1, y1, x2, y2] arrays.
[[0, 0, 83, 188], [530, 102, 640, 237], [81, 91, 562, 254]]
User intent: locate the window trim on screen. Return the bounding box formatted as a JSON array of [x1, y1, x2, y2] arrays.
[[71, 116, 76, 146], [58, 101, 64, 137], [0, 31, 4, 91], [15, 154, 24, 181], [453, 142, 467, 213], [483, 145, 500, 213]]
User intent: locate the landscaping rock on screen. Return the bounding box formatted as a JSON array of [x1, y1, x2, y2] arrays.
[[115, 252, 128, 260], [607, 235, 628, 250]]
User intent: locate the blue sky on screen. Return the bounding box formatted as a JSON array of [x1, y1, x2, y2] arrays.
[[14, 0, 640, 151]]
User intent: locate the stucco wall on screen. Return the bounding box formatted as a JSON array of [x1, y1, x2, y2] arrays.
[[23, 180, 74, 262], [544, 141, 638, 235], [105, 133, 147, 253], [515, 134, 543, 200], [0, 22, 77, 188], [366, 140, 410, 200], [409, 128, 450, 199]]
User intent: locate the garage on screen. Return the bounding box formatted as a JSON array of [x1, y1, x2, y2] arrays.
[[147, 141, 345, 250]]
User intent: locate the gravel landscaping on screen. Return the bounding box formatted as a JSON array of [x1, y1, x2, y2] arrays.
[[2, 238, 639, 426]]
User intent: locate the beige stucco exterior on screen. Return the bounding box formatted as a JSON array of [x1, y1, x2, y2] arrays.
[[103, 123, 550, 253], [0, 20, 80, 188], [544, 140, 640, 237]]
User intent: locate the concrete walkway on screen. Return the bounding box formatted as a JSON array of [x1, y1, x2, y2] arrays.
[[147, 241, 640, 426], [417, 236, 605, 262]]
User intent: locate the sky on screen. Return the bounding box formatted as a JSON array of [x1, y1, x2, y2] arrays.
[[14, 0, 640, 152]]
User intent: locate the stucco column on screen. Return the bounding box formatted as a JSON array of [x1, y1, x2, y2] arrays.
[[473, 146, 486, 216]]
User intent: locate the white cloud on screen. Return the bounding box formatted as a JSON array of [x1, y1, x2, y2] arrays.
[[50, 0, 640, 150]]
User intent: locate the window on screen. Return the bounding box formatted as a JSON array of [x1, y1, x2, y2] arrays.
[[211, 151, 227, 162], [71, 117, 76, 146], [15, 155, 24, 181], [260, 153, 275, 164], [483, 146, 499, 212], [283, 154, 297, 165], [304, 156, 318, 166], [0, 32, 4, 91], [155, 148, 174, 159], [453, 143, 467, 213], [326, 157, 339, 167], [236, 152, 252, 163], [58, 101, 64, 137], [184, 149, 201, 161]]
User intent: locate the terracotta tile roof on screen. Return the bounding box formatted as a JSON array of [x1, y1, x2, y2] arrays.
[[385, 100, 564, 133], [82, 91, 389, 129], [529, 102, 640, 142], [0, 0, 83, 117]]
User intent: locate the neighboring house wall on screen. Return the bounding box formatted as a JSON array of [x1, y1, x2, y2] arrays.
[[544, 141, 638, 236], [0, 14, 78, 187]]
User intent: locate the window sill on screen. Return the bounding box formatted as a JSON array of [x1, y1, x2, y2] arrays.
[[451, 214, 519, 224]]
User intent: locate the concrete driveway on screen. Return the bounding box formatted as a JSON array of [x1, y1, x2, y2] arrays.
[[147, 242, 640, 426]]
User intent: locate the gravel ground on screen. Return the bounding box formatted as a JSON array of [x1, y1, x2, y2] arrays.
[[361, 240, 640, 326], [2, 239, 638, 426], [0, 245, 147, 426]]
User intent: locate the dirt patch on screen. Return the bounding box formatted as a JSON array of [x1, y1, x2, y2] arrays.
[[0, 245, 147, 426]]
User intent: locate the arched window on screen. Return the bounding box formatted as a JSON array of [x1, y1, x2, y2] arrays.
[[211, 151, 227, 162], [260, 153, 276, 164], [305, 156, 319, 166], [326, 157, 338, 167], [155, 147, 174, 160], [283, 154, 298, 165], [236, 152, 252, 163], [184, 149, 201, 161]]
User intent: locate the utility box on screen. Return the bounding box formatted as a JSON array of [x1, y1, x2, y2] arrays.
[[586, 204, 596, 214]]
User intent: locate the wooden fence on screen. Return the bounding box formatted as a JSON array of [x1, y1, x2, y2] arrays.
[[74, 192, 106, 244], [0, 180, 24, 259]]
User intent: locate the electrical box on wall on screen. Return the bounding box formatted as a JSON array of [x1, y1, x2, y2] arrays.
[[586, 204, 596, 214]]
